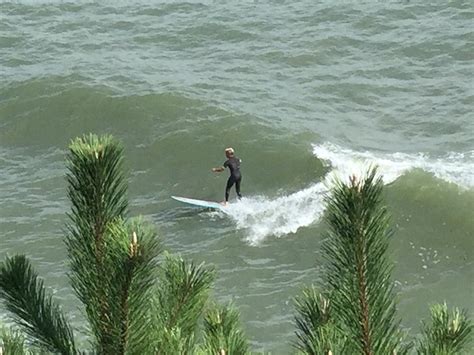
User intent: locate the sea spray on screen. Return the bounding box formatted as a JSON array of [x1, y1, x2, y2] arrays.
[[224, 184, 327, 245], [313, 142, 474, 189]]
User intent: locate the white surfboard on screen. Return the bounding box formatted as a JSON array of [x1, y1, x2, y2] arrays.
[[171, 196, 226, 211]]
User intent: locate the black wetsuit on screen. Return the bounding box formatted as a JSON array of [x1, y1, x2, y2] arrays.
[[223, 156, 242, 202]]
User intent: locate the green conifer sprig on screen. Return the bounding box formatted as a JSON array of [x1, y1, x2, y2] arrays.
[[0, 326, 31, 355], [294, 287, 347, 354], [0, 256, 77, 354], [66, 134, 128, 227], [65, 134, 129, 353], [105, 218, 162, 355], [202, 303, 250, 355], [64, 134, 165, 354], [322, 169, 403, 354], [152, 254, 215, 352], [417, 303, 472, 355]]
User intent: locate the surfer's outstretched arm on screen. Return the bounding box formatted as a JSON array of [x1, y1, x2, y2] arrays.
[[212, 166, 225, 172]]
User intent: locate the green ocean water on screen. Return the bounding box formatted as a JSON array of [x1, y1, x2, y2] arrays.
[[1, 1, 473, 352]]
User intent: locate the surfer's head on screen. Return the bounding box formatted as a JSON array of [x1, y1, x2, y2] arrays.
[[225, 147, 234, 158]]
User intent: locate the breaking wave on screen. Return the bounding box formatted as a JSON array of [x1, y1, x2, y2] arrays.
[[225, 142, 473, 245]]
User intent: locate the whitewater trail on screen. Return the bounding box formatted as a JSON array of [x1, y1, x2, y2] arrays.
[[313, 142, 474, 189], [223, 142, 473, 245], [224, 183, 327, 245]]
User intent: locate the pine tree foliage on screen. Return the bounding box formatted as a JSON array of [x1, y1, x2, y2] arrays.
[[0, 134, 247, 354], [66, 134, 128, 225], [1, 326, 31, 355], [416, 303, 472, 355], [293, 168, 411, 354], [293, 169, 472, 354], [65, 134, 129, 353], [64, 134, 166, 354], [0, 256, 77, 354], [201, 303, 250, 355], [151, 253, 215, 352], [321, 168, 404, 354], [294, 286, 347, 354], [96, 218, 162, 355], [1, 136, 471, 354]]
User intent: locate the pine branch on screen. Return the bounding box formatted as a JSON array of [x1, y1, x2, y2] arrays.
[[106, 218, 162, 355], [202, 303, 249, 355], [152, 254, 215, 352], [293, 287, 347, 354], [65, 134, 128, 353], [0, 255, 77, 355], [164, 255, 215, 332], [66, 134, 127, 227], [417, 303, 472, 355], [0, 326, 30, 355], [321, 168, 403, 354]]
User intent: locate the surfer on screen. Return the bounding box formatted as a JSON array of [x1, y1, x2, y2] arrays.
[[212, 147, 242, 206]]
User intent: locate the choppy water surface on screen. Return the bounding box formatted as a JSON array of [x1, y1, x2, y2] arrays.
[[1, 1, 473, 352]]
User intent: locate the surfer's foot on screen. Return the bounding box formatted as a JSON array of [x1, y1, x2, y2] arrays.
[[221, 201, 228, 206]]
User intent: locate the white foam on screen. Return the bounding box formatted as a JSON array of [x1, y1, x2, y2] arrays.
[[313, 142, 474, 189], [225, 183, 327, 246], [224, 142, 473, 246]]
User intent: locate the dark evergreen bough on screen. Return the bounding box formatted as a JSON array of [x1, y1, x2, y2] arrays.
[[202, 302, 250, 355], [294, 287, 348, 354], [150, 253, 216, 352], [0, 256, 76, 354], [0, 325, 31, 355], [323, 170, 403, 354], [417, 303, 472, 355]]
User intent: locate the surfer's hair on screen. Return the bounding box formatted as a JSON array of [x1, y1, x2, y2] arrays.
[[225, 147, 234, 155]]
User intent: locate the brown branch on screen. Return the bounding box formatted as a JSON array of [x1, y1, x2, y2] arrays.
[[354, 185, 372, 355], [351, 181, 373, 355], [93, 158, 114, 352], [118, 258, 134, 355], [356, 242, 372, 355]]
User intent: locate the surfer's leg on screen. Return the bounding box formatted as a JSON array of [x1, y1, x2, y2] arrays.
[[225, 177, 235, 202], [235, 176, 242, 199]]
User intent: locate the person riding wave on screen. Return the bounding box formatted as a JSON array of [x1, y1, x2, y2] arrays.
[[212, 147, 242, 206]]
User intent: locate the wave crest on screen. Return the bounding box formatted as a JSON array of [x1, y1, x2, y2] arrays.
[[226, 142, 473, 245]]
